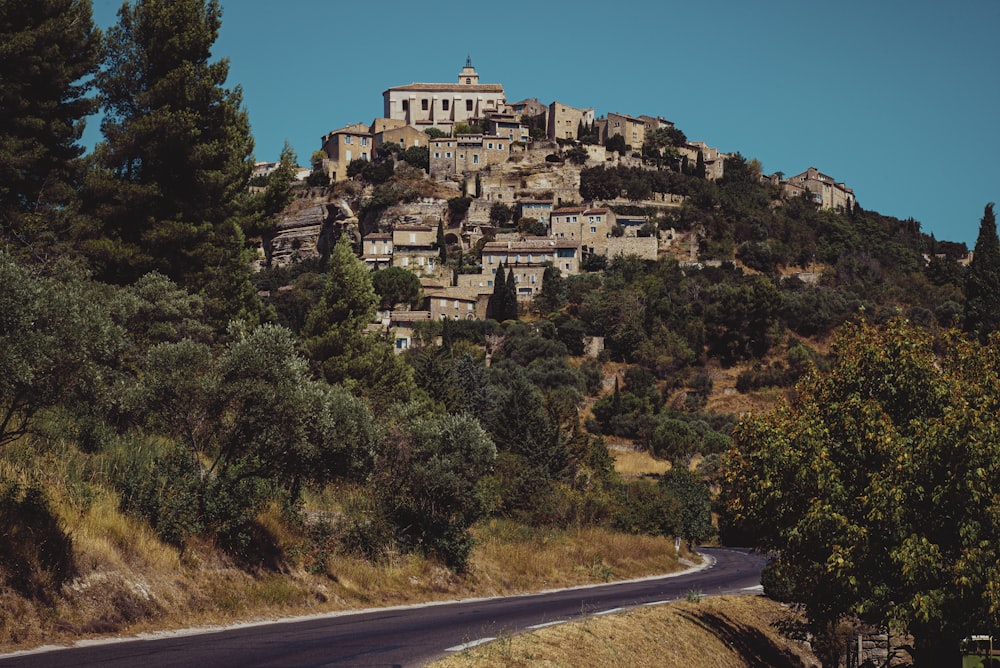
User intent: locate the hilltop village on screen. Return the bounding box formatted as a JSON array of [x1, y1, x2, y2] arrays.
[[256, 59, 858, 350]]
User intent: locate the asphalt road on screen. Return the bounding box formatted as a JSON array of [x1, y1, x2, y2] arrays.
[[0, 547, 766, 668]]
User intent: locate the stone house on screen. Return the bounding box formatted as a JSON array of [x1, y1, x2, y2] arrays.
[[505, 97, 548, 122], [425, 286, 485, 320], [783, 167, 855, 211], [603, 112, 647, 150], [481, 238, 581, 299], [548, 101, 595, 141], [677, 141, 727, 180], [429, 134, 510, 179], [550, 206, 616, 256], [517, 198, 554, 225], [486, 113, 530, 144], [375, 124, 427, 151], [374, 309, 433, 352], [361, 232, 393, 269], [320, 122, 373, 182], [382, 59, 506, 134], [391, 224, 439, 276]]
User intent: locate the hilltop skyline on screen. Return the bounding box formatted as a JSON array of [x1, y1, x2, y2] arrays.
[[85, 0, 999, 247]]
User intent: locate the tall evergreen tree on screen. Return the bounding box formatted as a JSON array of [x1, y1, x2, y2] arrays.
[[0, 0, 100, 266], [436, 221, 446, 263], [504, 267, 518, 321], [487, 261, 506, 320], [89, 0, 259, 326], [303, 237, 414, 406], [964, 203, 1000, 341]]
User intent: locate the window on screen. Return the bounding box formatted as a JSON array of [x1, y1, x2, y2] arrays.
[[439, 299, 447, 307], [487, 143, 494, 149], [343, 136, 352, 145], [442, 99, 450, 111], [409, 233, 416, 242], [360, 137, 369, 146], [473, 154, 479, 164], [396, 338, 408, 350], [402, 100, 409, 111], [466, 100, 473, 111], [346, 149, 351, 161], [590, 226, 597, 233], [465, 77, 471, 84], [434, 152, 440, 159], [487, 280, 493, 287], [421, 99, 429, 111], [498, 144, 504, 150], [446, 152, 452, 158]]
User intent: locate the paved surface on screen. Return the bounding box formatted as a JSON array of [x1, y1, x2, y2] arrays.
[[0, 547, 766, 667]]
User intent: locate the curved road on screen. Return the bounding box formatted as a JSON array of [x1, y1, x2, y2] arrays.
[[0, 548, 765, 667]]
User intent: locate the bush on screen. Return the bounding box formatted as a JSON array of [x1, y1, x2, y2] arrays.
[[0, 479, 74, 601]]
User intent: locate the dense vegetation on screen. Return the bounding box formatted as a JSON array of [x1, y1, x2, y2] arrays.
[[1, 2, 997, 663]]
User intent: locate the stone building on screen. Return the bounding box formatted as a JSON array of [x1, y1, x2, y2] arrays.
[[391, 224, 440, 276], [548, 101, 595, 140], [382, 58, 506, 134], [319, 122, 373, 182], [375, 124, 427, 151], [603, 112, 647, 150], [429, 134, 510, 179], [481, 238, 581, 298], [550, 206, 616, 256], [361, 232, 393, 269], [505, 97, 548, 122], [677, 141, 728, 180], [784, 167, 855, 211], [486, 113, 530, 144]]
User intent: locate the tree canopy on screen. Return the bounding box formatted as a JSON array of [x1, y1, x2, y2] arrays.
[[0, 0, 101, 265], [725, 318, 1000, 666], [89, 0, 259, 326]]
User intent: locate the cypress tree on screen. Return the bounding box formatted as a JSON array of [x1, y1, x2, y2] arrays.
[[436, 221, 446, 263], [695, 150, 706, 179], [90, 0, 259, 326], [0, 0, 100, 265], [964, 203, 1000, 341], [504, 267, 518, 321], [487, 261, 506, 320]]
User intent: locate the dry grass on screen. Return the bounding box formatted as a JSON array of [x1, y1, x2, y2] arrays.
[[430, 595, 819, 668], [466, 521, 693, 595], [0, 513, 690, 654], [609, 446, 671, 477]]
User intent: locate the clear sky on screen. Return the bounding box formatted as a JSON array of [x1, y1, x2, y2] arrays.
[[85, 0, 999, 247]]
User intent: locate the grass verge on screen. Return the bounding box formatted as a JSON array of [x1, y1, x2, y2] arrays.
[[429, 595, 818, 668]]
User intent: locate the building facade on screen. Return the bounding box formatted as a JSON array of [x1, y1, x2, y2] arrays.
[[320, 122, 373, 182], [548, 101, 595, 140], [429, 134, 510, 179], [784, 167, 855, 211], [382, 59, 506, 134]]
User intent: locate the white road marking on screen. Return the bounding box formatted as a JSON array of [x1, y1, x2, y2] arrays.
[[595, 607, 624, 616], [528, 621, 566, 630], [445, 637, 497, 652]]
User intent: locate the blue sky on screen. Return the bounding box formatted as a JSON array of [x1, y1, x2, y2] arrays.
[[85, 0, 999, 247]]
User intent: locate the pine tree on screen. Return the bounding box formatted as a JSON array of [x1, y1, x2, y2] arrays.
[[303, 237, 414, 405], [0, 0, 100, 266], [90, 0, 259, 326], [964, 203, 1000, 341]]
